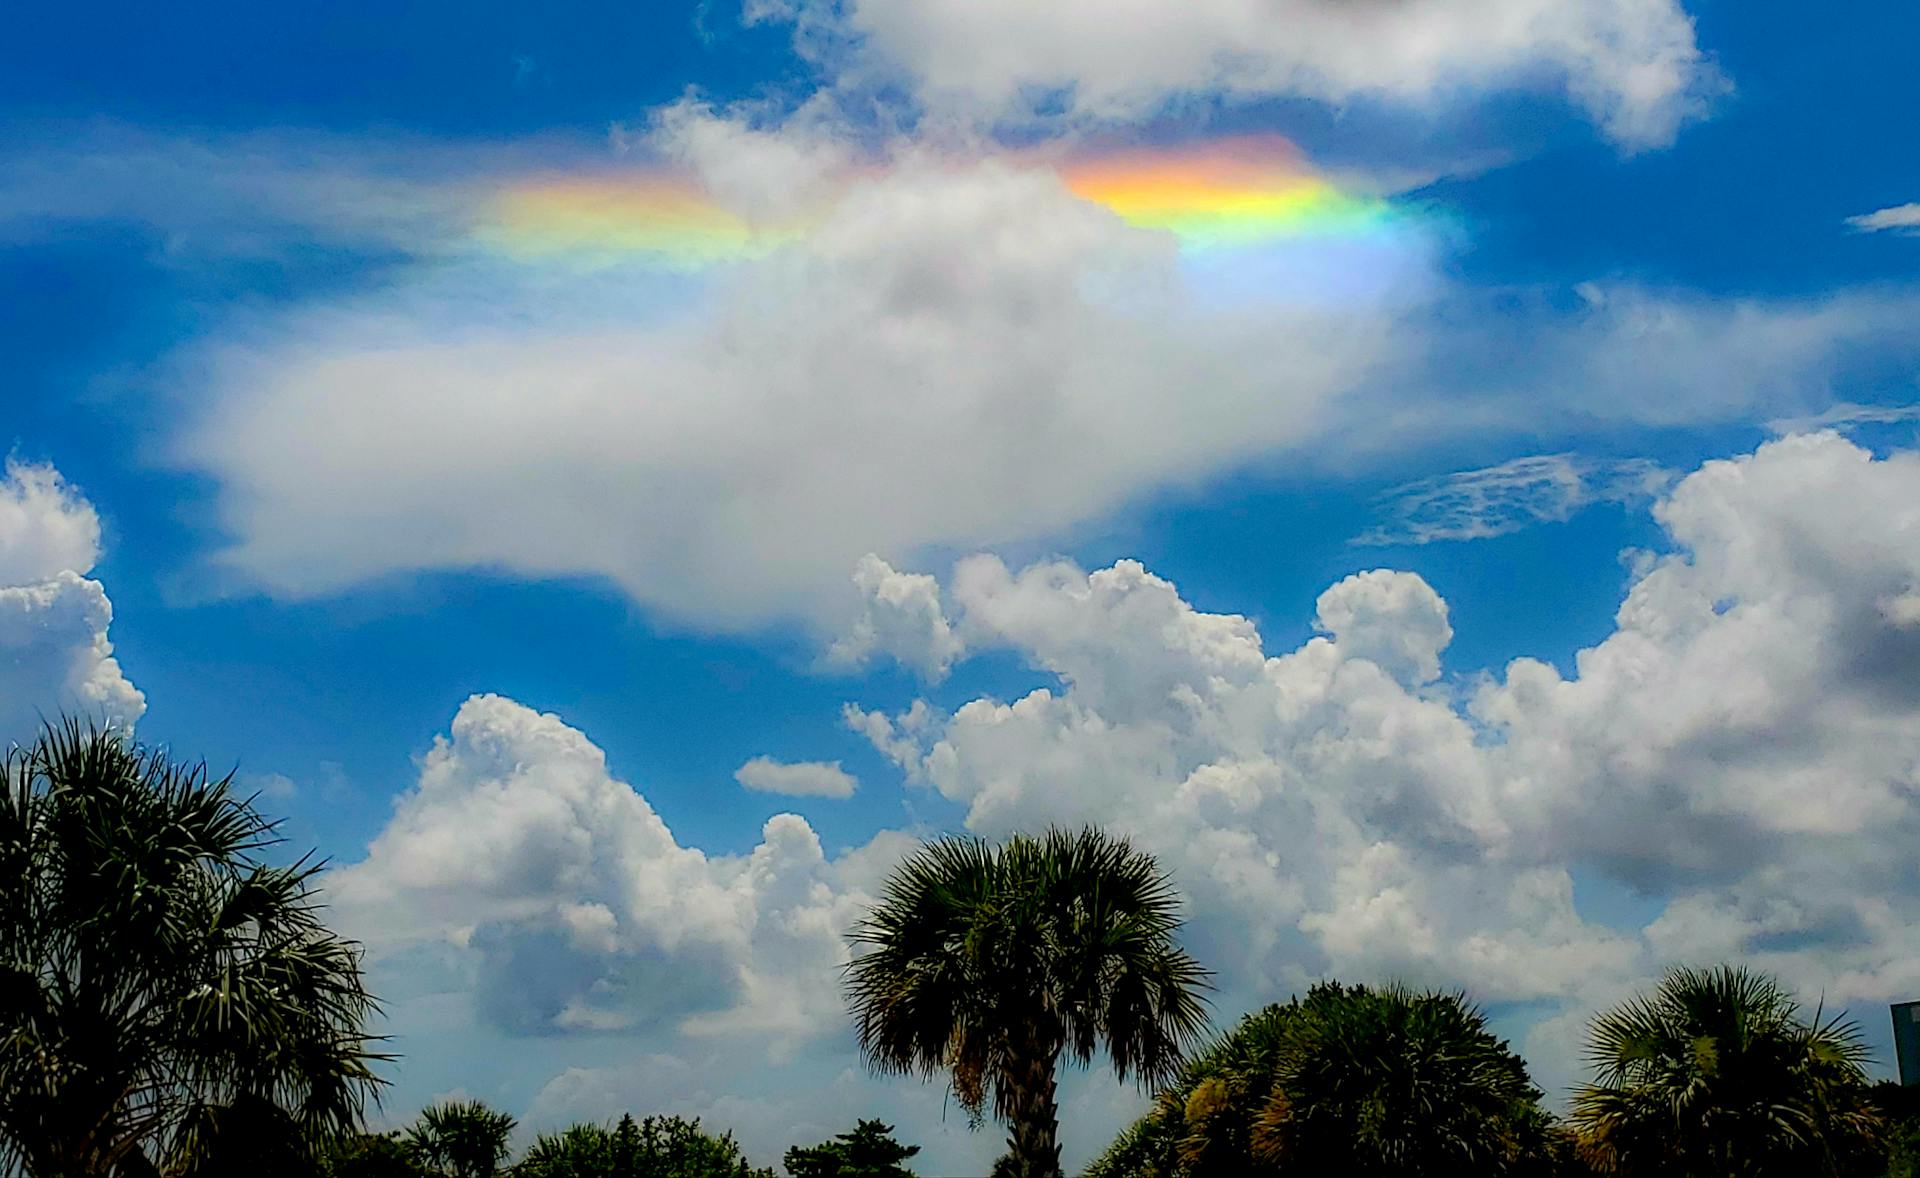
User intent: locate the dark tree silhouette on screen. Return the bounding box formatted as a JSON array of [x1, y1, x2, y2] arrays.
[[0, 720, 385, 1176]]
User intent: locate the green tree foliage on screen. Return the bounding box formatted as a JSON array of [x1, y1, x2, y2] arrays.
[[323, 1131, 430, 1178], [846, 828, 1211, 1178], [1873, 1083, 1920, 1178], [1084, 982, 1567, 1178], [512, 1112, 773, 1178], [1571, 964, 1882, 1176], [782, 1119, 919, 1177], [409, 1100, 516, 1178], [175, 1091, 331, 1177], [0, 720, 386, 1177]]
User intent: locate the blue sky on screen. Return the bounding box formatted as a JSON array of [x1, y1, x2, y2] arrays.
[[4, 0, 1920, 1171]]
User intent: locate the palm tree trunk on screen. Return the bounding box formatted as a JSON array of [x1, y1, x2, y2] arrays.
[[1003, 1026, 1064, 1178]]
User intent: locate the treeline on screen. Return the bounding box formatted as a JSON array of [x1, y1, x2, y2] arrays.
[[3, 721, 1919, 1178], [1081, 975, 1920, 1177], [321, 1108, 916, 1178]]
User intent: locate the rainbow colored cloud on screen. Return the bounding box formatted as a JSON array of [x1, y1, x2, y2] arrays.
[[477, 134, 1425, 268]]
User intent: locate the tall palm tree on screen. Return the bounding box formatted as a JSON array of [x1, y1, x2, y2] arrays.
[[1572, 964, 1882, 1176], [845, 827, 1211, 1178], [407, 1101, 514, 1178], [0, 719, 386, 1177]]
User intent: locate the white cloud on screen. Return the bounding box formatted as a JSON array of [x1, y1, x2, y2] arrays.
[[1766, 400, 1920, 436], [178, 145, 1409, 629], [20, 120, 1870, 637], [330, 694, 870, 1043], [1356, 453, 1673, 545], [1474, 432, 1920, 881], [644, 98, 855, 225], [330, 696, 1034, 1173], [825, 554, 964, 680], [849, 432, 1920, 1079], [0, 462, 143, 742], [326, 695, 1181, 1174], [337, 436, 1920, 1164], [246, 771, 301, 801], [734, 756, 858, 799], [1845, 202, 1920, 235], [1444, 283, 1920, 431], [840, 698, 935, 778], [1312, 569, 1454, 686], [755, 0, 1723, 148], [884, 556, 1609, 1006], [0, 460, 102, 584]]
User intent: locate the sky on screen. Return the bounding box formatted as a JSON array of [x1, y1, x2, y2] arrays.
[[4, 0, 1920, 1171]]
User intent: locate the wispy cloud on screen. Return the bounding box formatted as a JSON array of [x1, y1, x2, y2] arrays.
[[1355, 453, 1673, 546], [1845, 202, 1920, 235], [1767, 400, 1920, 435]]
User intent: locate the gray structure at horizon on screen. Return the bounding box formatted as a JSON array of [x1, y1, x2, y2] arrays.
[[1896, 1001, 1920, 1087]]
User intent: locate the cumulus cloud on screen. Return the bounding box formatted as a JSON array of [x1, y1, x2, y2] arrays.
[[1845, 202, 1920, 235], [35, 113, 1877, 638], [850, 432, 1920, 1072], [754, 0, 1723, 148], [0, 462, 143, 741], [0, 460, 102, 584], [871, 556, 1613, 1007], [1312, 569, 1454, 686], [825, 554, 964, 680], [840, 698, 936, 778], [330, 694, 871, 1042], [179, 143, 1406, 629], [1474, 432, 1920, 885], [734, 756, 858, 798], [329, 696, 1027, 1172], [1356, 453, 1674, 545], [337, 437, 1920, 1163]]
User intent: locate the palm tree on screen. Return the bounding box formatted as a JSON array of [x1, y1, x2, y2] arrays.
[[322, 1130, 427, 1178], [0, 719, 386, 1176], [407, 1101, 515, 1178], [1087, 982, 1562, 1177], [1571, 964, 1882, 1176], [845, 827, 1211, 1178], [1244, 982, 1558, 1174]]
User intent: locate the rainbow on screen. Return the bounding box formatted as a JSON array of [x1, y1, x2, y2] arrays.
[[478, 134, 1415, 267], [481, 175, 806, 265], [1059, 136, 1401, 248]]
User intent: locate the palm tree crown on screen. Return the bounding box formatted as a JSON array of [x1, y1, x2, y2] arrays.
[[407, 1100, 515, 1178], [0, 719, 387, 1177], [1572, 964, 1882, 1176], [845, 827, 1210, 1178], [1086, 981, 1559, 1178]]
